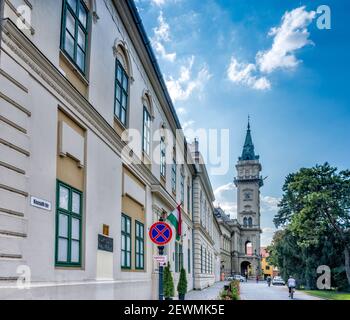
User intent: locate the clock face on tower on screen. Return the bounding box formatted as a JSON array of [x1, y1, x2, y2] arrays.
[[244, 191, 253, 201]]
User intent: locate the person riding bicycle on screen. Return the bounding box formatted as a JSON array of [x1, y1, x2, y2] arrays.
[[266, 276, 272, 287], [287, 276, 296, 298]]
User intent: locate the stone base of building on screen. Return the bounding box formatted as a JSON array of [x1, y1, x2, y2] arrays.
[[0, 279, 153, 300], [194, 275, 215, 291]]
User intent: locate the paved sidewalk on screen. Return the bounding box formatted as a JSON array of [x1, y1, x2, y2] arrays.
[[186, 281, 228, 300], [240, 281, 323, 300]]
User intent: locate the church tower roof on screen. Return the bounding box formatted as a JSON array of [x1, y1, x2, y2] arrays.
[[239, 118, 259, 161]]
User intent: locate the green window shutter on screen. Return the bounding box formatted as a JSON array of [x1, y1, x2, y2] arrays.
[[61, 0, 89, 74], [114, 60, 129, 126], [55, 180, 83, 267], [142, 108, 151, 156], [135, 221, 145, 270], [121, 214, 131, 269]]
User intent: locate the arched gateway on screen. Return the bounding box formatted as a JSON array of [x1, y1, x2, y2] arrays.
[[241, 261, 251, 276]]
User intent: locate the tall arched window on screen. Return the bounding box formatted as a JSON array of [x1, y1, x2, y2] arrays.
[[142, 93, 152, 156], [114, 47, 130, 126], [61, 0, 89, 74], [245, 241, 253, 256], [160, 136, 166, 178], [248, 217, 253, 228], [243, 217, 248, 227]]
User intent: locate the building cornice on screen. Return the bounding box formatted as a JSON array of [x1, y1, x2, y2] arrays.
[[193, 223, 214, 246], [151, 184, 177, 210], [1, 19, 158, 186], [114, 0, 181, 135]]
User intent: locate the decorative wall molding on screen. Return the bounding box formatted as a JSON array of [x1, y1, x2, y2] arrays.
[[1, 19, 158, 187]]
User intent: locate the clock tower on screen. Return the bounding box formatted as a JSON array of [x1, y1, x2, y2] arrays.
[[234, 119, 263, 277]]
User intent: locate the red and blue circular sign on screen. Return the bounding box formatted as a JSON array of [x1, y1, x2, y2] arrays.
[[149, 222, 173, 246]]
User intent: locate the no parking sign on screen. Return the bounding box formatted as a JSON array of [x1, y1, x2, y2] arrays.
[[149, 222, 173, 246]]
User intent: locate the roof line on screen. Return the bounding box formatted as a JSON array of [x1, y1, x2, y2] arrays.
[[126, 0, 182, 130]]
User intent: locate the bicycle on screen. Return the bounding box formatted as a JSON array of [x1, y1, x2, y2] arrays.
[[289, 287, 295, 300]]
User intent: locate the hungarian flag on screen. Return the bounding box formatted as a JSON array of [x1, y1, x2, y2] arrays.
[[167, 204, 182, 241]]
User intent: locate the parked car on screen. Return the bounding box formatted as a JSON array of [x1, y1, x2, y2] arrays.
[[272, 276, 286, 286], [234, 275, 246, 282]]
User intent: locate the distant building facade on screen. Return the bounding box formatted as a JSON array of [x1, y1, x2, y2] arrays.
[[261, 247, 279, 279]]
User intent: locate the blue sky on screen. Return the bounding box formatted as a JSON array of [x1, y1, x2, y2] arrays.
[[135, 0, 350, 245]]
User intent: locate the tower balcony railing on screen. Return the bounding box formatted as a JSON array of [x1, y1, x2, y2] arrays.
[[234, 175, 264, 187], [235, 175, 263, 181]]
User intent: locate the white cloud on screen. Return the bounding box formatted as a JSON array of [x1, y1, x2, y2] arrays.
[[261, 195, 280, 212], [219, 201, 238, 219], [227, 6, 315, 90], [214, 182, 235, 198], [213, 183, 281, 221], [152, 12, 177, 62], [227, 57, 271, 91], [214, 183, 237, 218], [257, 6, 316, 73], [151, 0, 166, 6], [262, 227, 276, 234], [166, 56, 212, 102], [182, 120, 195, 131], [176, 107, 187, 116], [261, 228, 276, 246]]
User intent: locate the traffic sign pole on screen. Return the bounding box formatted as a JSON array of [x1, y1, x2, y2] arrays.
[[149, 218, 173, 301], [158, 245, 164, 301]]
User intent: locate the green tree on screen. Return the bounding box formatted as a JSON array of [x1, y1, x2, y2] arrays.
[[272, 163, 350, 288], [177, 268, 188, 298], [163, 263, 175, 299]]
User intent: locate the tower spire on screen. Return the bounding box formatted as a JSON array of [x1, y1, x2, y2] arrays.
[[239, 117, 259, 161]]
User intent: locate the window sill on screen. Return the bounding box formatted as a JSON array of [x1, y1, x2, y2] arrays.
[[55, 265, 83, 270], [142, 151, 152, 165], [114, 116, 128, 131], [121, 267, 132, 271], [59, 50, 89, 86]]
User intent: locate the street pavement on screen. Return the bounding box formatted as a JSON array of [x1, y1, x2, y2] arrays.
[[240, 280, 323, 300], [186, 280, 323, 300], [186, 281, 229, 300]]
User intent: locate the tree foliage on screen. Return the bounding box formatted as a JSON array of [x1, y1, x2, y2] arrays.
[[163, 263, 175, 298], [268, 163, 350, 290], [177, 268, 188, 295]]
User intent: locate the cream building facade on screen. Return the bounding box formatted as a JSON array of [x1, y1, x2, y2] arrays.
[[0, 0, 211, 299], [190, 140, 217, 290]]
